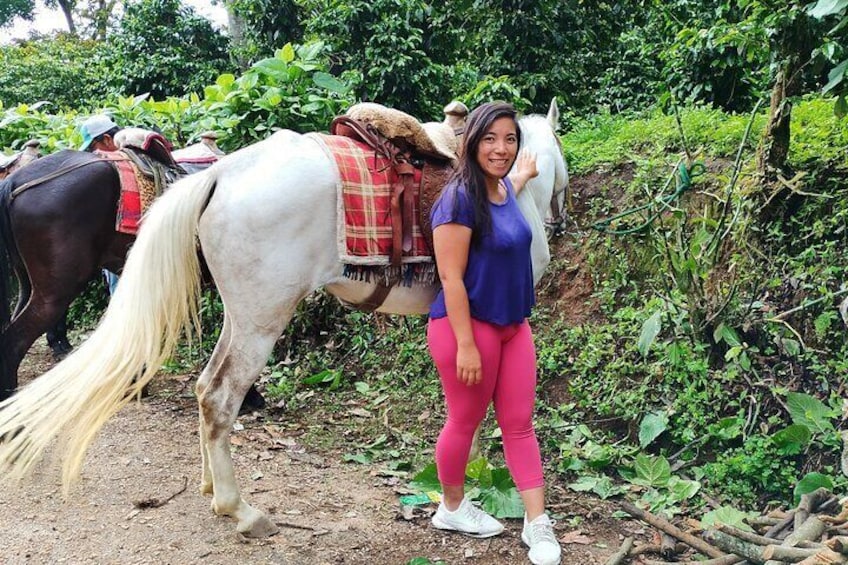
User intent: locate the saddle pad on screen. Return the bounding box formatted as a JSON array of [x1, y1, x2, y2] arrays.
[[310, 133, 433, 266], [96, 151, 156, 235]]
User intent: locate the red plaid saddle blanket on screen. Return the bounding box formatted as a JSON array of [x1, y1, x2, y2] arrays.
[[312, 133, 434, 267], [95, 150, 157, 235]]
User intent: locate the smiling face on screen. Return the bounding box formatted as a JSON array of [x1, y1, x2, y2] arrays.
[[475, 116, 518, 187]]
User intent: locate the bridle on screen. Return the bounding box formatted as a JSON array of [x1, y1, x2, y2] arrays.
[[544, 132, 568, 238]]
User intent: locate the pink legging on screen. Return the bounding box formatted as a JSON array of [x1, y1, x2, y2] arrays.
[[427, 316, 544, 492]]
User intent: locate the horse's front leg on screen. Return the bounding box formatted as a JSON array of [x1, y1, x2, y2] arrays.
[[197, 324, 280, 538]]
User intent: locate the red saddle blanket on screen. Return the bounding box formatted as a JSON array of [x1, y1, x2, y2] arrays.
[[313, 134, 433, 266], [95, 150, 151, 235]]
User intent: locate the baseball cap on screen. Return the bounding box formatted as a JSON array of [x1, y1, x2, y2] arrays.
[[79, 114, 118, 151]]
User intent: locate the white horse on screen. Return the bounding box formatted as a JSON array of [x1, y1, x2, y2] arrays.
[[0, 100, 568, 538]]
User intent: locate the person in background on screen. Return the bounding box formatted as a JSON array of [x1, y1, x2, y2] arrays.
[[79, 114, 121, 295], [426, 101, 561, 565]]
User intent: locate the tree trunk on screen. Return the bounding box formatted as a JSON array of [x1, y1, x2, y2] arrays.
[[56, 0, 76, 35], [224, 0, 249, 70]]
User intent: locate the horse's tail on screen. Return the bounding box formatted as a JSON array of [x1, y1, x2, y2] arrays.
[[0, 179, 13, 332], [0, 168, 217, 490]]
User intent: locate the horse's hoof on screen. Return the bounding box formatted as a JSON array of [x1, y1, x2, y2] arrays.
[[50, 340, 73, 361], [240, 386, 265, 412], [238, 513, 279, 538], [199, 481, 213, 495]]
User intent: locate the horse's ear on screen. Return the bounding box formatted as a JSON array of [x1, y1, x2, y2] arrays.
[[547, 98, 560, 131]]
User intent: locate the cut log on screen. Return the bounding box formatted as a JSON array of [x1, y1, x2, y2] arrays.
[[796, 547, 847, 565], [703, 529, 767, 563]]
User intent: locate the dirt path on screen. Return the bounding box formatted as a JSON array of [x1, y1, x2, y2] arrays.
[[0, 339, 640, 564]]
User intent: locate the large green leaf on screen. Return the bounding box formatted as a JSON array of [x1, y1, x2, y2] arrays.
[[409, 463, 441, 493], [713, 323, 741, 347], [632, 453, 671, 487], [701, 506, 757, 532], [478, 468, 524, 518], [793, 472, 834, 505], [808, 0, 848, 19], [637, 311, 662, 357], [786, 392, 837, 435], [639, 411, 669, 448], [772, 424, 812, 455], [313, 72, 349, 93]]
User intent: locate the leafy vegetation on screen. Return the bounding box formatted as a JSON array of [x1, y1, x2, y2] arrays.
[[2, 0, 847, 520]]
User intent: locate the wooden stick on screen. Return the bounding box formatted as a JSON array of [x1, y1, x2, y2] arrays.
[[764, 517, 828, 565], [763, 543, 822, 561], [703, 529, 767, 563], [765, 510, 797, 539], [797, 547, 847, 565], [641, 556, 745, 565], [621, 501, 726, 559], [604, 536, 634, 565], [717, 523, 782, 546], [827, 537, 848, 555]]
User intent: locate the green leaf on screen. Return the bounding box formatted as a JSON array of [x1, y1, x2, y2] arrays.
[[701, 506, 756, 532], [477, 468, 524, 518], [794, 472, 834, 506], [714, 323, 741, 347], [567, 475, 625, 499], [823, 59, 848, 93], [808, 0, 848, 19], [409, 463, 441, 493], [279, 43, 296, 63], [836, 95, 848, 118], [343, 452, 371, 464], [639, 411, 669, 448], [772, 424, 812, 455], [786, 392, 837, 435], [632, 453, 671, 487], [637, 311, 662, 357], [465, 457, 489, 482], [667, 476, 701, 501], [312, 72, 349, 93]]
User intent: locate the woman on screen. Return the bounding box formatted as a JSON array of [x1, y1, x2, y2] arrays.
[[427, 101, 561, 565]]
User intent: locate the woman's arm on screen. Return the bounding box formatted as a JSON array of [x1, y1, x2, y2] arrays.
[[508, 149, 539, 195], [433, 223, 481, 386]]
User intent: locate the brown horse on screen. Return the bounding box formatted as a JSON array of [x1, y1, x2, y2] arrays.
[[0, 150, 133, 399], [0, 149, 264, 406]]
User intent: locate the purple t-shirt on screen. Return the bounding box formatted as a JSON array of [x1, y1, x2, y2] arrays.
[[428, 177, 535, 326]]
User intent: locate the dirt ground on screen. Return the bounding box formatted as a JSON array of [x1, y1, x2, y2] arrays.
[[0, 338, 645, 565]]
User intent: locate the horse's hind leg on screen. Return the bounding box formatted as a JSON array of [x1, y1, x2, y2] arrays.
[[195, 309, 296, 538], [0, 293, 72, 398], [196, 312, 233, 496], [44, 309, 72, 359]]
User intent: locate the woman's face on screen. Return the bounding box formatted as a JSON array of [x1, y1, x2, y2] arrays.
[[475, 116, 518, 183]]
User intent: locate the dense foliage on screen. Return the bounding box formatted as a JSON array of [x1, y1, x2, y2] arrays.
[[0, 35, 103, 109], [2, 0, 848, 515], [99, 0, 231, 98]]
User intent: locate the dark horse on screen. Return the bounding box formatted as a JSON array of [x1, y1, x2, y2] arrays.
[[0, 150, 265, 407], [0, 151, 131, 399]]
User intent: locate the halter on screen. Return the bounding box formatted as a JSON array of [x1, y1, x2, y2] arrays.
[[544, 133, 568, 238]]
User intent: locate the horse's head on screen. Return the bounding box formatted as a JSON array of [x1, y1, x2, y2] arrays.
[[515, 98, 570, 283]]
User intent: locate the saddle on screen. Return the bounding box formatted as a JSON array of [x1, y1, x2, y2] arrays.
[[0, 141, 41, 180], [115, 128, 187, 191], [331, 106, 455, 265], [329, 104, 457, 310]]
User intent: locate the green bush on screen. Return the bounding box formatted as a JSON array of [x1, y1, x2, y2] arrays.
[[0, 35, 104, 110]]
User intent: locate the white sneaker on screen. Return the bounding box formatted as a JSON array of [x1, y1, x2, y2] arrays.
[[522, 513, 561, 565], [431, 497, 505, 538]]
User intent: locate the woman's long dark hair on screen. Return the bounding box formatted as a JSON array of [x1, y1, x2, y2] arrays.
[[451, 101, 521, 245]]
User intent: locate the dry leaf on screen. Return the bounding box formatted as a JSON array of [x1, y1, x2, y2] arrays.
[[560, 530, 593, 545]]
